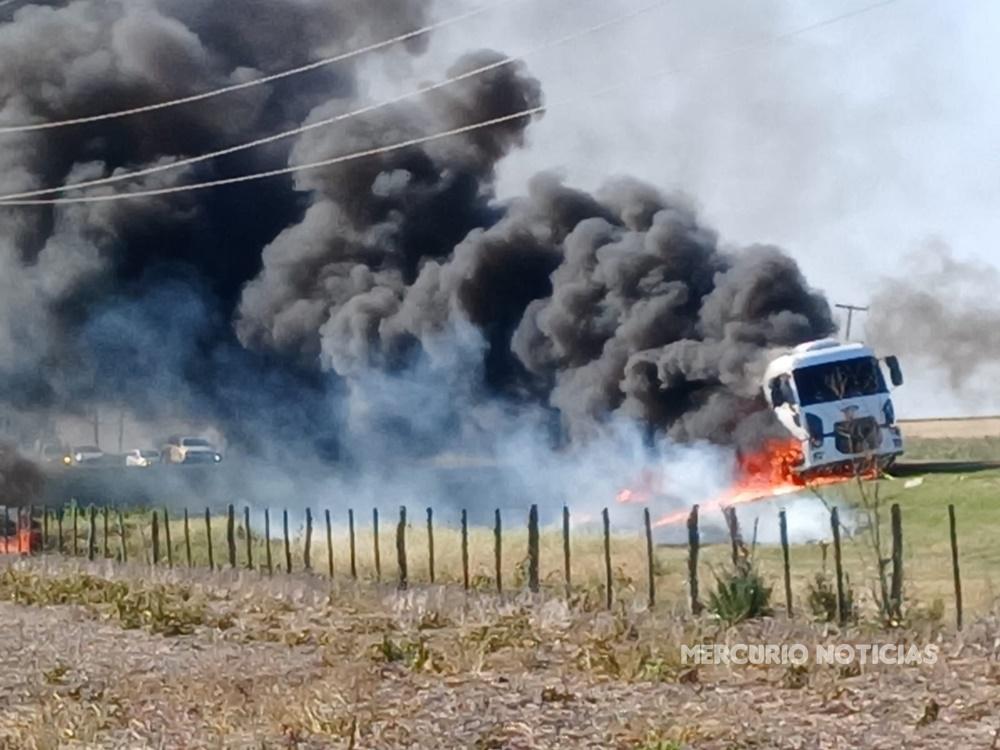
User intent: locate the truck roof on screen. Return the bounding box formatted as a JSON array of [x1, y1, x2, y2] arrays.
[[764, 339, 874, 382]]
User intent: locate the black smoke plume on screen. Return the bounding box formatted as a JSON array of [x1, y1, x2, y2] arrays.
[[0, 441, 44, 506], [0, 0, 834, 478]]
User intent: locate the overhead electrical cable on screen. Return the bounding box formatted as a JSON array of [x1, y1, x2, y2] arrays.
[[0, 0, 507, 134], [0, 0, 904, 207], [0, 0, 675, 201]]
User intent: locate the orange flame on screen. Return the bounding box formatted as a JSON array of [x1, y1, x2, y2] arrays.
[[615, 468, 661, 505], [615, 439, 864, 528]]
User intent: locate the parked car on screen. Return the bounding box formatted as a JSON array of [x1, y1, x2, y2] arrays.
[[125, 449, 161, 468], [40, 443, 72, 466], [162, 436, 222, 465], [71, 445, 104, 465]]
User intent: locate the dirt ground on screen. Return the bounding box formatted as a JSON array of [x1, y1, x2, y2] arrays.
[[0, 559, 999, 749]]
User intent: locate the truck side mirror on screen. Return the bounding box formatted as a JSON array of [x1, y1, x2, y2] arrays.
[[780, 379, 797, 406], [769, 379, 785, 406], [885, 355, 903, 387], [769, 378, 796, 407]]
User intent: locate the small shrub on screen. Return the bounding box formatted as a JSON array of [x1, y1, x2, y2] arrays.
[[371, 635, 434, 671], [574, 635, 622, 677], [465, 613, 538, 655], [469, 573, 494, 592], [905, 597, 945, 632], [807, 573, 855, 623], [512, 557, 529, 588], [781, 663, 810, 689], [0, 569, 215, 636], [708, 566, 772, 625], [540, 686, 575, 703]]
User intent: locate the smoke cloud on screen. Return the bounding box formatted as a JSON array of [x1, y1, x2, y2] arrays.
[[867, 240, 1000, 395], [0, 0, 836, 514], [0, 441, 43, 506]]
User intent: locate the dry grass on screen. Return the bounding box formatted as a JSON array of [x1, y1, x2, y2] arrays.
[[0, 556, 997, 748], [28, 464, 1000, 632]]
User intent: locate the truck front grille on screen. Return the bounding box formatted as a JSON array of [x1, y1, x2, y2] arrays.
[[834, 417, 881, 455]]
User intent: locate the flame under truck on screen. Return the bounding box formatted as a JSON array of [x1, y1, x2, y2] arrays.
[[762, 339, 904, 478]]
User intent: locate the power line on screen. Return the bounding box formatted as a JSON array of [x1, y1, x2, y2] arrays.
[[0, 109, 544, 205], [0, 1, 508, 134], [0, 0, 905, 208], [0, 0, 675, 202]]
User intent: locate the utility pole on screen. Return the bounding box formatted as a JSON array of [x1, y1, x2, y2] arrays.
[[835, 303, 869, 342]]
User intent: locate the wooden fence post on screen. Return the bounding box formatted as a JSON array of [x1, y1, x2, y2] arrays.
[[779, 509, 793, 617], [461, 509, 470, 591], [644, 507, 655, 608], [396, 506, 408, 591], [72, 504, 79, 557], [57, 507, 65, 554], [88, 506, 97, 561], [494, 508, 502, 594], [102, 506, 109, 558], [226, 504, 237, 568], [264, 508, 273, 576], [151, 510, 160, 565], [117, 509, 127, 563], [723, 506, 745, 568], [831, 507, 847, 626], [602, 508, 613, 610], [687, 505, 702, 615], [426, 507, 435, 584], [948, 504, 963, 631], [348, 509, 357, 580], [204, 508, 214, 570], [562, 505, 571, 595], [283, 509, 292, 574], [42, 506, 49, 551], [244, 506, 253, 571], [372, 508, 381, 582], [527, 504, 540, 594], [2, 505, 8, 552], [325, 509, 334, 579], [163, 509, 173, 568], [304, 508, 313, 571], [25, 506, 34, 555], [889, 503, 903, 621], [183, 509, 192, 568]]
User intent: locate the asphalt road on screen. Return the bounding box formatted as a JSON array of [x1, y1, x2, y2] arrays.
[[889, 460, 1000, 477]]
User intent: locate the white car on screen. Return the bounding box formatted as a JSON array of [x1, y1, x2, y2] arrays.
[[162, 436, 222, 465], [125, 449, 161, 468], [71, 445, 104, 464]]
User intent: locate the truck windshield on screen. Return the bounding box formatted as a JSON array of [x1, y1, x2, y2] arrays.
[[793, 357, 887, 406]]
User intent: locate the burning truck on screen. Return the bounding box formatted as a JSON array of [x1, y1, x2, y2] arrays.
[[762, 338, 904, 480], [619, 339, 905, 530]]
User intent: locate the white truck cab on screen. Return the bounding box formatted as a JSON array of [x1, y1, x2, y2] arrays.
[[762, 339, 904, 477]]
